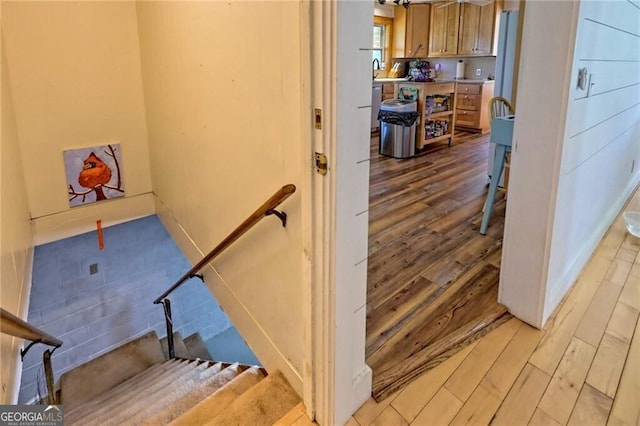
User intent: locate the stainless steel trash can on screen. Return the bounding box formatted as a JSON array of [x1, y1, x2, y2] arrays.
[[379, 99, 418, 159]]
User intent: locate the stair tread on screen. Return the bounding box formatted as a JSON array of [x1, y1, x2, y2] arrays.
[[141, 363, 251, 426], [66, 359, 183, 421], [61, 331, 165, 411], [68, 359, 199, 425], [273, 402, 308, 426], [204, 370, 300, 426], [183, 332, 213, 360], [121, 361, 231, 425], [170, 366, 266, 426], [102, 360, 213, 425], [160, 332, 191, 359]]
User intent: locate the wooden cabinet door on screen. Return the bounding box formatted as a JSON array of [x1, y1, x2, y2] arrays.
[[392, 6, 407, 58], [443, 3, 460, 56], [458, 3, 479, 56], [429, 2, 459, 57], [405, 4, 430, 58], [428, 3, 446, 56], [475, 2, 496, 55], [459, 3, 495, 55]]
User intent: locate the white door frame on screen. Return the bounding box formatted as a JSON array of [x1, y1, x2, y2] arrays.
[[301, 0, 338, 422], [302, 0, 374, 424]]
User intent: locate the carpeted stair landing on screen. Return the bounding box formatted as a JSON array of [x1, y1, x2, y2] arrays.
[[60, 331, 301, 425]]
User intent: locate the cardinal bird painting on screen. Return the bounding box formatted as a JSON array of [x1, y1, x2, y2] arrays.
[[64, 144, 125, 206]]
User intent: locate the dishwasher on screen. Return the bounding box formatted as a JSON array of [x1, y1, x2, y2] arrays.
[[371, 84, 382, 132]]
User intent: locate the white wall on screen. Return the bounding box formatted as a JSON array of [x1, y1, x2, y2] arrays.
[[2, 1, 154, 245], [500, 0, 640, 327], [333, 1, 375, 423], [433, 56, 497, 80], [545, 0, 640, 319], [135, 0, 306, 397], [0, 33, 34, 404]]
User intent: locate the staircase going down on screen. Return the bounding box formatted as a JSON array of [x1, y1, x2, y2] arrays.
[[59, 331, 301, 426]]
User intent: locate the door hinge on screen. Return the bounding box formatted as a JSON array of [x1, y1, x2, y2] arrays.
[[315, 152, 328, 176]]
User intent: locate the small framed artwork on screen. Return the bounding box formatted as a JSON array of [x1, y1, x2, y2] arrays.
[[64, 144, 125, 207]]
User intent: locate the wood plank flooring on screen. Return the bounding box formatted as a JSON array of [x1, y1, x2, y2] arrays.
[[366, 132, 511, 400], [347, 186, 640, 425], [279, 154, 640, 426]]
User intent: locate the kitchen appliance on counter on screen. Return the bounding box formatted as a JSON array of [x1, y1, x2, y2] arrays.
[[388, 61, 409, 78]]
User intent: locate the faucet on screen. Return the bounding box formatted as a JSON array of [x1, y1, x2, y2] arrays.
[[372, 58, 380, 80]]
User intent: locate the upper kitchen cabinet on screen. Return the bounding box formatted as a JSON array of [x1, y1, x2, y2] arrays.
[[429, 2, 460, 57], [392, 4, 431, 58], [406, 4, 431, 57], [458, 2, 497, 56]]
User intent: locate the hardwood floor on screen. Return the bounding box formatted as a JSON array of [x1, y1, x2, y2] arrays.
[[279, 153, 640, 426], [347, 187, 640, 426], [366, 132, 511, 401]]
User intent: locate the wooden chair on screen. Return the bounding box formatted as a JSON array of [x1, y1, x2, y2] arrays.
[[480, 97, 515, 232], [489, 96, 515, 120]]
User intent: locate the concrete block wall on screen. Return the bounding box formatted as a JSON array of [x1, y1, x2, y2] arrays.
[[18, 215, 238, 403]]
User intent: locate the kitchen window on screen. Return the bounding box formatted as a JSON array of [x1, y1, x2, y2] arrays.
[[373, 16, 393, 70]]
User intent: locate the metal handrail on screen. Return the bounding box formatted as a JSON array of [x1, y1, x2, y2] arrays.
[[0, 307, 62, 404], [0, 308, 62, 348], [153, 184, 296, 305]]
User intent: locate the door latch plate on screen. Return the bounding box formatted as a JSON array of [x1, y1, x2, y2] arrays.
[[315, 152, 328, 176]]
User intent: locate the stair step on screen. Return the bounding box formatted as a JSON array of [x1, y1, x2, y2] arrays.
[[204, 370, 300, 426], [170, 366, 266, 426], [66, 359, 180, 420], [104, 360, 212, 425], [121, 361, 230, 425], [183, 332, 213, 360], [273, 402, 308, 426], [60, 331, 165, 411], [160, 332, 191, 359], [141, 363, 248, 425], [68, 359, 198, 425]]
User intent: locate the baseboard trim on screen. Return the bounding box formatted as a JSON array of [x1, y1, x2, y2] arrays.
[[351, 365, 373, 414], [32, 193, 155, 245], [153, 195, 303, 397], [544, 176, 640, 324]]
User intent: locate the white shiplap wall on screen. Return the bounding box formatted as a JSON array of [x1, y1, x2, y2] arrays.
[[500, 0, 640, 327], [546, 0, 640, 319]]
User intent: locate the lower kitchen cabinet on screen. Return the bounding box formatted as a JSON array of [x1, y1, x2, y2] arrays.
[[382, 83, 395, 101], [455, 81, 494, 133], [397, 81, 456, 151]]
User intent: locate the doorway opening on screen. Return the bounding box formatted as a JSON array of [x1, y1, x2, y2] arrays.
[[365, 3, 522, 402]]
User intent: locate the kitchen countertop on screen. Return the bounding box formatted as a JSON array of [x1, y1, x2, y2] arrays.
[[373, 77, 409, 84], [454, 79, 495, 83], [373, 78, 494, 84]]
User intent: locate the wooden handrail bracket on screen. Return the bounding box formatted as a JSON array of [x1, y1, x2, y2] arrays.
[[154, 184, 296, 303]]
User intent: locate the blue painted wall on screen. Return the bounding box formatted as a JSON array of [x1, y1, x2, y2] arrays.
[[19, 215, 253, 403]]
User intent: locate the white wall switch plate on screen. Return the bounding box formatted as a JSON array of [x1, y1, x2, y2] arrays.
[[476, 68, 481, 76]]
